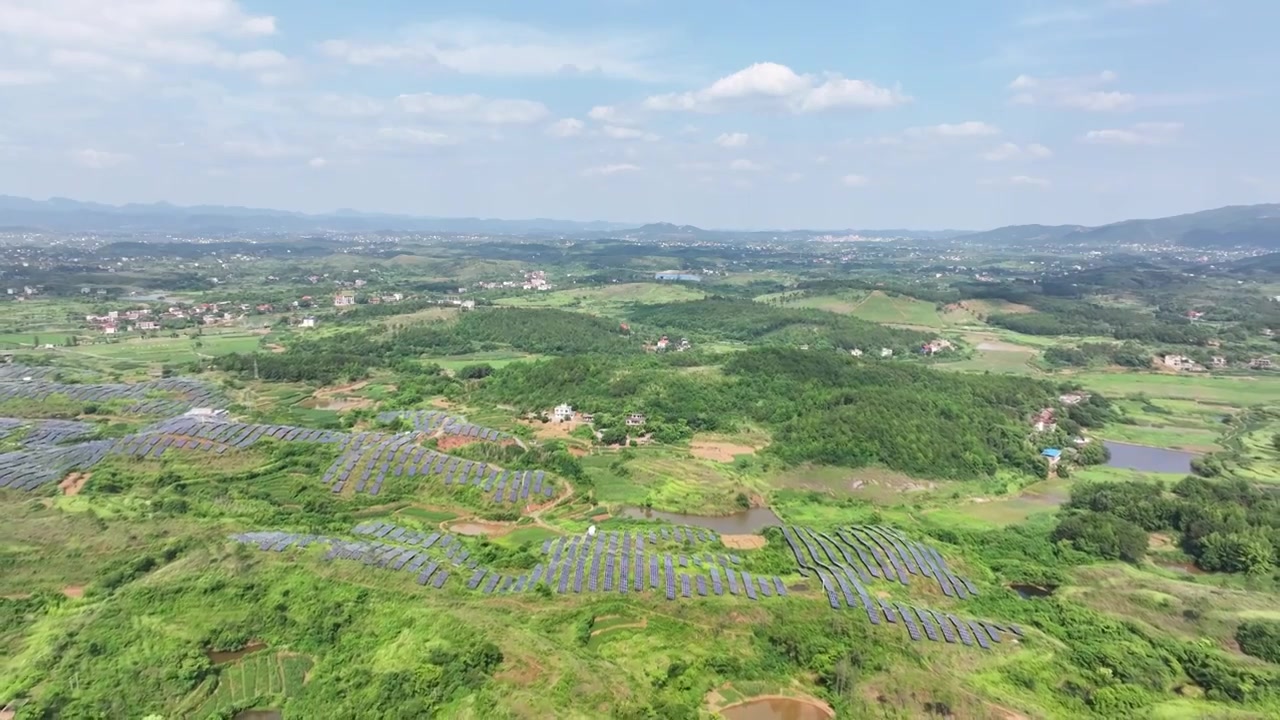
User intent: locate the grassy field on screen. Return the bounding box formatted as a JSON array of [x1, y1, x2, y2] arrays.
[[186, 650, 313, 718], [423, 351, 543, 372], [583, 446, 771, 515], [769, 290, 973, 329], [59, 331, 266, 364], [1071, 371, 1280, 406]]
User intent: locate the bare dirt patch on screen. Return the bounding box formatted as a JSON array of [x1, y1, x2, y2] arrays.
[[265, 343, 286, 353], [309, 380, 374, 411], [447, 521, 512, 537], [1149, 532, 1177, 551], [62, 585, 85, 599], [58, 471, 91, 496], [976, 340, 1035, 353], [689, 439, 759, 462], [720, 534, 767, 550]]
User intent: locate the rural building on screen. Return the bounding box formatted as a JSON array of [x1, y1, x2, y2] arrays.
[[1033, 408, 1057, 432], [1058, 392, 1090, 405], [625, 413, 646, 427], [553, 404, 574, 422], [921, 339, 953, 355], [334, 290, 356, 307], [654, 271, 702, 282], [880, 348, 893, 358], [300, 316, 317, 328], [1251, 357, 1274, 369], [1211, 356, 1228, 368], [850, 348, 863, 357], [580, 413, 595, 423], [1041, 448, 1062, 466], [461, 300, 476, 310], [655, 336, 669, 351], [1161, 354, 1200, 371]]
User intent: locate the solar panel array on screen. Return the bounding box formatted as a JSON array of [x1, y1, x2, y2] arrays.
[[322, 440, 553, 501], [781, 525, 978, 599], [374, 410, 509, 442], [0, 377, 222, 416], [0, 439, 115, 491], [229, 528, 467, 589], [0, 418, 97, 448], [0, 364, 63, 382]]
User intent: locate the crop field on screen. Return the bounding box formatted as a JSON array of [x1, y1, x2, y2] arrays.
[[1071, 371, 1280, 406], [1101, 398, 1231, 452], [583, 447, 770, 515], [423, 351, 543, 371], [774, 290, 973, 329], [187, 650, 313, 718], [62, 332, 266, 363]]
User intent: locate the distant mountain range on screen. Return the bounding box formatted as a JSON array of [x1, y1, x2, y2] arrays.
[[0, 195, 634, 235], [0, 194, 1277, 248]]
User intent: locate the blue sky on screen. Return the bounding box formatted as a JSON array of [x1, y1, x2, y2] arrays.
[[0, 0, 1276, 229]]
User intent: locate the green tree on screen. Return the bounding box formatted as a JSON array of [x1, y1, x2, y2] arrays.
[[1052, 511, 1148, 562]]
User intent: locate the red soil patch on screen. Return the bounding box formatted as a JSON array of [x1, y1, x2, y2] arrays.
[[720, 534, 766, 550], [58, 471, 91, 496], [591, 513, 611, 522], [266, 343, 286, 353], [62, 585, 85, 599]]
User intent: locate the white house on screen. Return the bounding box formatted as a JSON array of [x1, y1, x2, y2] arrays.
[[300, 316, 317, 328], [553, 403, 574, 422], [880, 347, 894, 358]]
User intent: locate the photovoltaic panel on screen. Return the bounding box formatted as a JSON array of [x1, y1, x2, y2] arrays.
[[696, 575, 707, 596], [773, 577, 787, 596], [742, 571, 757, 600], [431, 571, 448, 588], [914, 608, 940, 641], [758, 577, 773, 597], [483, 574, 501, 594]]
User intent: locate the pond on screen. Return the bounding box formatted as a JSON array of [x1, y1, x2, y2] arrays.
[[206, 641, 267, 664], [1010, 583, 1057, 599], [721, 697, 833, 720], [1103, 441, 1198, 474], [618, 507, 782, 534]]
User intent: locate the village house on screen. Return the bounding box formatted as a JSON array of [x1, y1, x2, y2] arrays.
[[1250, 357, 1274, 370], [880, 347, 894, 358], [553, 403, 574, 422], [138, 321, 159, 331], [579, 413, 595, 424], [920, 338, 953, 355], [102, 325, 117, 335], [1212, 356, 1228, 368], [625, 413, 646, 427], [1058, 392, 1090, 405], [460, 300, 476, 310], [1033, 408, 1057, 433], [1187, 310, 1205, 321], [300, 316, 317, 328], [655, 336, 670, 351], [1162, 354, 1200, 371], [676, 337, 691, 352], [334, 290, 356, 307], [1041, 448, 1062, 467]]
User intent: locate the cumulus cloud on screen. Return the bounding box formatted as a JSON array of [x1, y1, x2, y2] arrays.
[[221, 139, 308, 159], [1008, 71, 1136, 111], [906, 121, 1000, 138], [70, 148, 130, 169], [841, 174, 870, 187], [396, 93, 549, 124], [600, 125, 659, 141], [374, 127, 456, 147], [308, 156, 327, 168], [582, 163, 640, 176], [1080, 121, 1182, 145], [321, 20, 664, 80], [983, 142, 1053, 161], [546, 118, 584, 137], [309, 94, 384, 118], [729, 158, 762, 171], [587, 105, 636, 124], [643, 62, 908, 114], [714, 132, 749, 148]]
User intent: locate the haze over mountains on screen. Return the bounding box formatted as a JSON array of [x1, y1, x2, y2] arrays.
[[1, 194, 1277, 249]]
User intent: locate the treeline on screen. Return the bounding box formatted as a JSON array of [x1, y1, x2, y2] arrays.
[[1056, 476, 1278, 574], [1044, 342, 1151, 368], [210, 308, 640, 383], [627, 298, 931, 352], [989, 299, 1215, 344]]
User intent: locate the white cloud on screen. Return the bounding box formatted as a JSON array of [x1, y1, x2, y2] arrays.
[[783, 171, 804, 183], [308, 156, 327, 168], [0, 0, 283, 80], [587, 105, 635, 124], [375, 127, 456, 147], [600, 125, 659, 141], [841, 174, 869, 187], [321, 20, 663, 80], [714, 132, 749, 148], [582, 163, 640, 176], [1080, 121, 1182, 145], [70, 148, 130, 169], [905, 121, 1000, 138], [396, 93, 549, 125], [729, 158, 763, 172], [982, 175, 1051, 188], [1008, 71, 1136, 111], [547, 118, 585, 138], [983, 142, 1053, 161], [643, 62, 908, 114]]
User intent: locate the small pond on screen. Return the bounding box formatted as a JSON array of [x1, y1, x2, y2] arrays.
[[1010, 583, 1057, 599], [618, 507, 782, 534], [1103, 441, 1198, 475], [206, 642, 266, 664], [721, 697, 833, 720]]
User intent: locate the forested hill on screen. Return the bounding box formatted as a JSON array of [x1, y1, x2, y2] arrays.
[[625, 298, 931, 352], [474, 348, 1110, 481], [953, 204, 1280, 249]]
